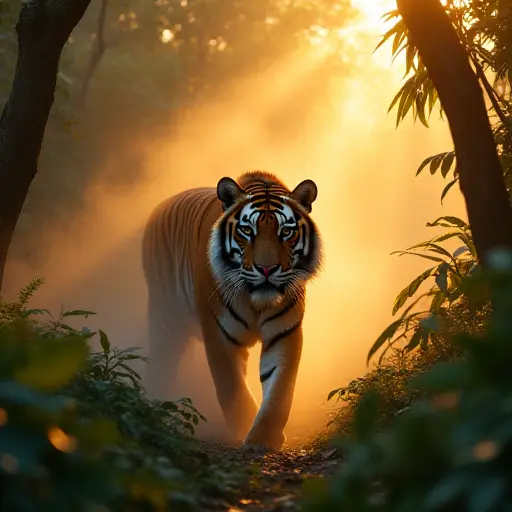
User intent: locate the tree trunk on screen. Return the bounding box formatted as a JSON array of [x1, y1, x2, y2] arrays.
[[0, 0, 92, 291], [396, 0, 512, 266]]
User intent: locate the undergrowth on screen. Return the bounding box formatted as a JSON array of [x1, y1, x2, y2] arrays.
[[305, 249, 512, 510], [325, 296, 490, 437], [0, 278, 245, 511]]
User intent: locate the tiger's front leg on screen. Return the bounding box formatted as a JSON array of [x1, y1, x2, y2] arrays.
[[201, 312, 260, 444], [242, 325, 303, 453]]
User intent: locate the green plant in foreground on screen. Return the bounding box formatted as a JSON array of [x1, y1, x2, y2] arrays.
[[367, 215, 479, 364], [304, 249, 512, 511], [0, 278, 245, 511]]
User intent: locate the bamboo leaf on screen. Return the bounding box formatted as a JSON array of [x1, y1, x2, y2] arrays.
[[367, 319, 403, 364], [440, 152, 456, 178], [416, 155, 437, 176], [392, 267, 436, 316], [404, 328, 425, 352], [427, 216, 468, 229], [440, 178, 458, 204]]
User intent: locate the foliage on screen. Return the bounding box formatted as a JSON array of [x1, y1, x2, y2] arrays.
[[364, 215, 483, 364], [304, 249, 512, 511], [1, 0, 357, 263], [379, 0, 512, 201], [357, 0, 512, 365], [305, 2, 512, 509], [325, 293, 483, 437], [0, 278, 243, 511]]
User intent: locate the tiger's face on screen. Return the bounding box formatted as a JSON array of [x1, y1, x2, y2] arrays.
[[208, 173, 322, 310]]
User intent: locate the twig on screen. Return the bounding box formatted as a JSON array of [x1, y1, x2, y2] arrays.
[[77, 0, 108, 107]]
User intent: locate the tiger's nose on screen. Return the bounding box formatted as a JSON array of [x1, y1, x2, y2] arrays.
[[254, 264, 279, 279]]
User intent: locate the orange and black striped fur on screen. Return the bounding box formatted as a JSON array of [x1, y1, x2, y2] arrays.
[[142, 171, 323, 452]]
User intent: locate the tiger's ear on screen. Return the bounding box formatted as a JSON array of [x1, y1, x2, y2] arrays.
[[217, 177, 244, 211], [291, 179, 318, 213]]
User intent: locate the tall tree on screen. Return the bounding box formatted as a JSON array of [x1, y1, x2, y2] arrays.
[[396, 0, 512, 265], [0, 0, 92, 290]]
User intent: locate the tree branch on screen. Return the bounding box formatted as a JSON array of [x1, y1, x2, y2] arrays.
[[77, 0, 109, 107], [469, 53, 510, 132], [397, 0, 512, 265], [0, 0, 92, 290]]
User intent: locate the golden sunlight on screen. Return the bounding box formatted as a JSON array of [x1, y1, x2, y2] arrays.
[[4, 0, 468, 444], [160, 29, 174, 44], [352, 0, 396, 23]]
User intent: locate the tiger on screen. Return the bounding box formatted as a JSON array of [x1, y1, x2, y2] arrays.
[[142, 170, 323, 452]]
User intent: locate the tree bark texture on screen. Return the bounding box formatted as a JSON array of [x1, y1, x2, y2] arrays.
[[0, 0, 92, 291], [396, 0, 512, 265]]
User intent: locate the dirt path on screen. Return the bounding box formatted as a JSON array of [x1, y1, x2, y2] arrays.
[[200, 440, 341, 511]]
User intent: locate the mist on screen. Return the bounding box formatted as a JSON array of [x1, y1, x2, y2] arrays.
[[2, 2, 466, 444]]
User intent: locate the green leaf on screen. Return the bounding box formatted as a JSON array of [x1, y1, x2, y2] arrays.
[[425, 242, 452, 265], [431, 231, 464, 244], [23, 308, 51, 317], [429, 153, 446, 175], [392, 32, 406, 58], [367, 319, 403, 364], [392, 267, 435, 315], [404, 328, 424, 352], [453, 245, 469, 258], [375, 19, 404, 54], [0, 381, 72, 412], [430, 290, 446, 311], [352, 388, 381, 441], [435, 273, 448, 292], [458, 233, 477, 257], [416, 154, 436, 176], [62, 309, 97, 319], [404, 41, 416, 77], [99, 330, 110, 353], [427, 82, 439, 113], [392, 250, 446, 263], [427, 216, 468, 229], [435, 262, 450, 292], [161, 401, 179, 411], [327, 388, 342, 402], [440, 178, 458, 204], [440, 152, 456, 177], [415, 90, 429, 128], [395, 79, 415, 127], [14, 337, 89, 391]]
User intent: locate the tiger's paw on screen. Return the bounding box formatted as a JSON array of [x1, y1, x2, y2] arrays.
[[240, 429, 285, 456], [239, 442, 274, 457]]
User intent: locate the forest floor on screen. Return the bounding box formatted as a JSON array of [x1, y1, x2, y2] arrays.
[[200, 436, 342, 511]]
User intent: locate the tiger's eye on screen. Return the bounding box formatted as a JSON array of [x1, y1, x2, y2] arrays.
[[240, 226, 253, 235], [281, 227, 292, 237]]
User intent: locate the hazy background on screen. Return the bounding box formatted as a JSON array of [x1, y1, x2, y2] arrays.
[[2, 0, 465, 442]]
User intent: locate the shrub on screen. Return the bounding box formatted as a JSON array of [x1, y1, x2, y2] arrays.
[[304, 249, 512, 511], [0, 278, 241, 511]]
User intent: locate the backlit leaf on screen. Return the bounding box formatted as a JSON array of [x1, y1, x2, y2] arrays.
[[367, 319, 403, 364], [392, 267, 436, 315]]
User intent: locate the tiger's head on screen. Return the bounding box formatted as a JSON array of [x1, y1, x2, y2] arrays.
[[208, 171, 323, 310]]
